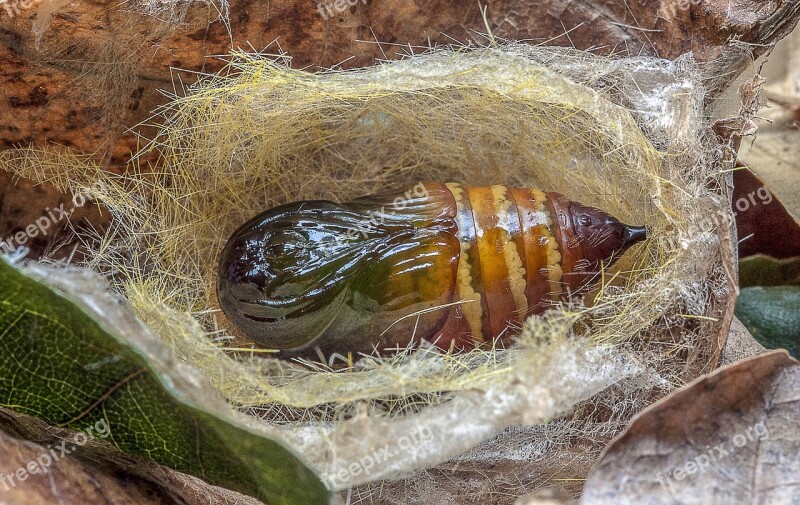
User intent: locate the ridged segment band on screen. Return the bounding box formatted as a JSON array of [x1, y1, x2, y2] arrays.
[[443, 183, 566, 344], [528, 189, 563, 300], [491, 185, 528, 322], [445, 183, 484, 343]]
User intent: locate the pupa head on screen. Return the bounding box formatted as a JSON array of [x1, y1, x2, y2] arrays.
[[548, 194, 648, 293]]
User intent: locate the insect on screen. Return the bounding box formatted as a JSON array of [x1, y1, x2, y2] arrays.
[[217, 182, 647, 358]]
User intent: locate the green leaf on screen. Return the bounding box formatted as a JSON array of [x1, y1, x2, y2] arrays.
[[739, 254, 800, 287], [735, 286, 800, 357], [0, 256, 329, 505]]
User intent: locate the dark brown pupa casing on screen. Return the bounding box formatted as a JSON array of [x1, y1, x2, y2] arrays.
[[217, 182, 647, 357]]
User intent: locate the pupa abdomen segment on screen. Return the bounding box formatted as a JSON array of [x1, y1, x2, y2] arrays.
[[217, 182, 647, 357]]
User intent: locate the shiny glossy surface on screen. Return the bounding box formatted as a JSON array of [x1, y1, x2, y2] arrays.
[[217, 182, 647, 357]]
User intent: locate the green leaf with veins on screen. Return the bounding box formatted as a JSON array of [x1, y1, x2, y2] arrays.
[[739, 254, 800, 287], [736, 286, 800, 358], [0, 256, 328, 505]]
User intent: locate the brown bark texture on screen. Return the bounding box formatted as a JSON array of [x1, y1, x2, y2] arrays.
[[0, 0, 798, 165]]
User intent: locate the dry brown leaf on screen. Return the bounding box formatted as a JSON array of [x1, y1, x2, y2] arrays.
[[0, 426, 178, 505], [719, 316, 767, 366], [0, 407, 263, 505], [733, 164, 800, 259], [581, 350, 800, 504], [0, 0, 799, 164], [0, 173, 110, 260], [739, 112, 800, 222], [735, 25, 800, 259]]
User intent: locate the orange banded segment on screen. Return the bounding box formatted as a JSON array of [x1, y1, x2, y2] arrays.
[[466, 185, 520, 341], [495, 188, 528, 322], [441, 184, 573, 343], [508, 187, 552, 314], [445, 183, 486, 344]]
